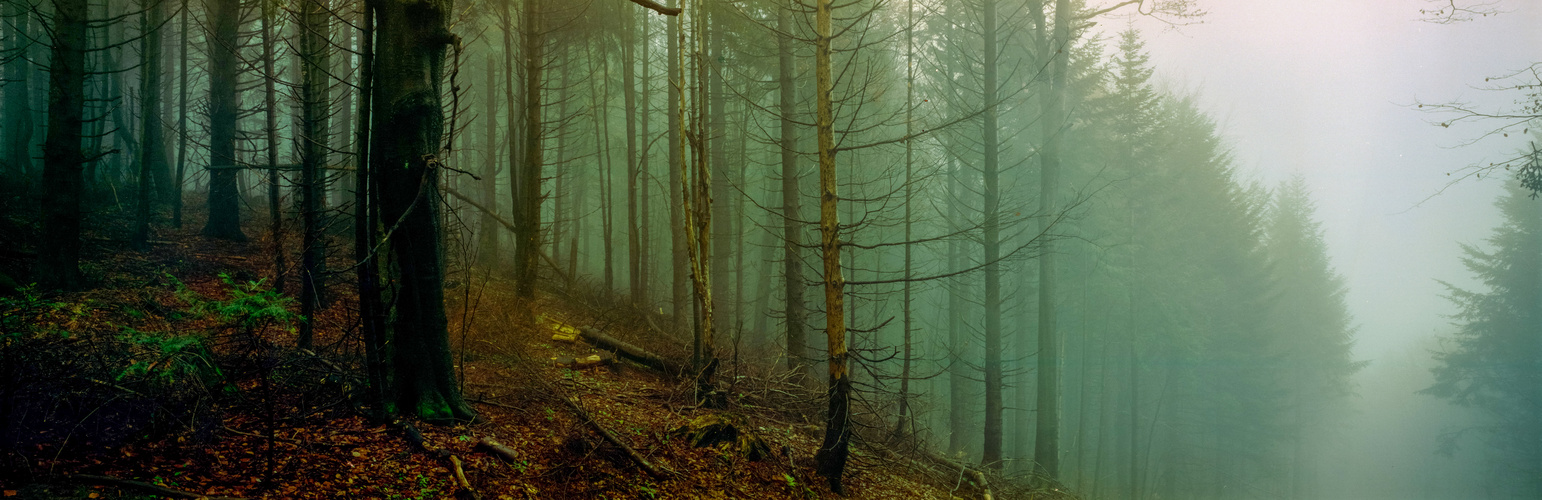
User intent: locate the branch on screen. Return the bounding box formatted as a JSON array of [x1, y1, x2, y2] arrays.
[[625, 0, 681, 16]]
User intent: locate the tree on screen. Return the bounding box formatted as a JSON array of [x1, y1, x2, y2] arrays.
[[133, 0, 168, 251], [371, 0, 475, 423], [512, 0, 542, 303], [776, 0, 806, 371], [1264, 174, 1361, 500], [5, 2, 34, 181], [1032, 0, 1070, 478], [296, 0, 332, 350], [202, 0, 246, 241], [811, 0, 852, 492], [979, 0, 1003, 468], [1424, 179, 1542, 497], [37, 0, 91, 290]]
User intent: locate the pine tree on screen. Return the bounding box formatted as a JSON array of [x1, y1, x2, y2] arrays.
[[1424, 180, 1542, 497]]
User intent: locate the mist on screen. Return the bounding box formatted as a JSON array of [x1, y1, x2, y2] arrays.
[[4, 0, 1541, 498]]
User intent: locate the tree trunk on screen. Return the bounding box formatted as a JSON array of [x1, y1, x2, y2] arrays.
[[947, 156, 967, 457], [681, 0, 717, 402], [639, 15, 653, 303], [134, 0, 166, 251], [624, 9, 642, 301], [373, 0, 475, 424], [1033, 0, 1068, 481], [811, 0, 850, 492], [893, 0, 916, 441], [261, 0, 285, 292], [513, 0, 542, 303], [354, 0, 387, 414], [707, 2, 731, 339], [37, 0, 89, 290], [980, 0, 1003, 469], [202, 0, 245, 241], [479, 54, 500, 268], [667, 1, 688, 333], [776, 0, 805, 371], [297, 0, 331, 350], [4, 4, 33, 181], [172, 0, 189, 228]]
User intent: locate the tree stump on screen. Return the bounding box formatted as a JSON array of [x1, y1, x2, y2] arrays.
[[671, 413, 771, 461]]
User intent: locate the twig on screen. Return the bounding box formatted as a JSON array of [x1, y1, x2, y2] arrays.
[[561, 395, 665, 477], [221, 426, 352, 448], [918, 449, 994, 500], [449, 455, 478, 500]]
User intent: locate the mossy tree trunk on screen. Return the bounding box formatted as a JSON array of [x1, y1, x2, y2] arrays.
[[372, 0, 474, 424]]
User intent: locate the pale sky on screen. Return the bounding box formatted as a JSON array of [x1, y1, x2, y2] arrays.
[[1112, 1, 1540, 495], [1118, 0, 1540, 361]]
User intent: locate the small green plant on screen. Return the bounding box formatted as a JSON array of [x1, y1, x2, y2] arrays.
[[173, 273, 302, 349], [116, 326, 222, 387], [636, 483, 659, 498]]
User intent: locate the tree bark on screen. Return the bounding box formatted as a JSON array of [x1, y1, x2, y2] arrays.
[[777, 0, 814, 368], [373, 0, 475, 423], [261, 0, 285, 292], [479, 54, 500, 268], [4, 4, 33, 181], [667, 0, 688, 333], [297, 0, 332, 350], [811, 0, 850, 492], [513, 0, 542, 303], [37, 0, 89, 290], [172, 0, 189, 228], [202, 0, 246, 241], [707, 1, 732, 339], [624, 8, 643, 302], [980, 0, 1003, 469], [355, 0, 386, 413], [1032, 0, 1069, 481], [947, 156, 968, 457], [134, 0, 166, 251]]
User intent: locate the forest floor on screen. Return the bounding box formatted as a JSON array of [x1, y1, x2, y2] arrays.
[[0, 196, 1066, 499]]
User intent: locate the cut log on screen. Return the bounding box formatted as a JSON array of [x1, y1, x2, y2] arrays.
[[551, 352, 615, 369], [474, 436, 520, 463], [578, 326, 686, 377]]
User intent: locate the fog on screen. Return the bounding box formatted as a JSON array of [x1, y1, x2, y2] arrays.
[[1125, 1, 1540, 498], [13, 0, 1542, 497]]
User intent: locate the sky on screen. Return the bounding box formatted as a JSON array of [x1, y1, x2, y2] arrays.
[[1117, 0, 1539, 371], [1111, 0, 1541, 496]]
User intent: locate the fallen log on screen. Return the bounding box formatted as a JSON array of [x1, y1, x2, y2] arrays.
[[474, 436, 520, 463], [918, 449, 994, 500], [578, 326, 686, 377], [563, 395, 665, 477], [58, 474, 246, 500], [551, 352, 616, 370]]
